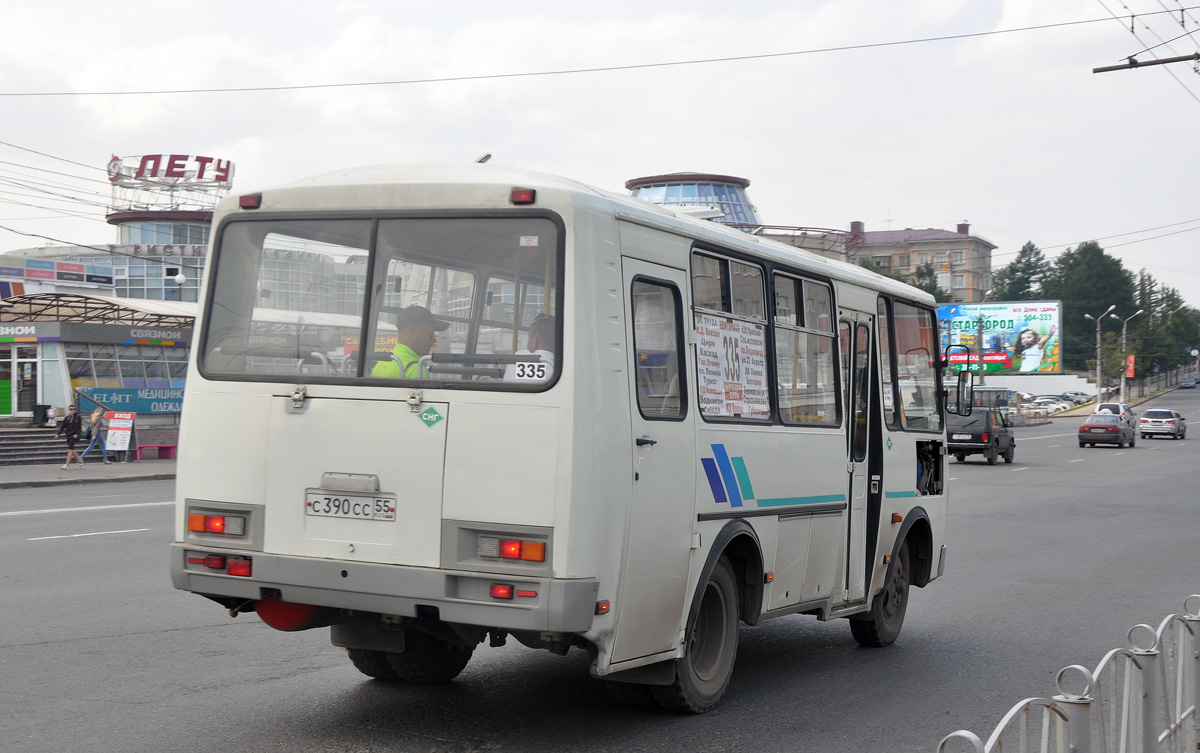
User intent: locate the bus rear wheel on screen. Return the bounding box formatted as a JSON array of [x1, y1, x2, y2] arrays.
[[346, 648, 400, 680], [850, 540, 910, 648], [385, 629, 474, 683], [653, 556, 739, 714]]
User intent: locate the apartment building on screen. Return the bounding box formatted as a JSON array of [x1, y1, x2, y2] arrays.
[[850, 221, 995, 302]]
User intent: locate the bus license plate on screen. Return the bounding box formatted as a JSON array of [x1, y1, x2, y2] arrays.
[[306, 493, 396, 521], [952, 433, 972, 440]]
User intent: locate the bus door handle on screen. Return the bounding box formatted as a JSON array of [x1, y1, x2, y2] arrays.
[[636, 436, 657, 446]]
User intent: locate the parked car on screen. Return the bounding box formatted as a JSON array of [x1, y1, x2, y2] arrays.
[[1030, 397, 1071, 413], [1182, 378, 1196, 389], [1139, 409, 1187, 439], [948, 407, 1015, 465], [1063, 391, 1091, 403], [1078, 414, 1136, 448]]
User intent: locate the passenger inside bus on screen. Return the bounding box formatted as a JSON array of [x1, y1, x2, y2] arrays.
[[504, 313, 556, 382], [371, 306, 450, 378]]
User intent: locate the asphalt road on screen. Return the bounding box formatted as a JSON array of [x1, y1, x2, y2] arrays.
[[1, 389, 1197, 753]]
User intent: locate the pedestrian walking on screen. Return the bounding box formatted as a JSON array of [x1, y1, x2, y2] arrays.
[[79, 406, 112, 464], [56, 403, 84, 469]]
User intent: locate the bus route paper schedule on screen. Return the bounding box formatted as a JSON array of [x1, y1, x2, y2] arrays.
[[695, 313, 769, 418]]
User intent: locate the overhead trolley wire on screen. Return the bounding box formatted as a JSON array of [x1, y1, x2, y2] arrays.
[[1, 9, 1198, 98]]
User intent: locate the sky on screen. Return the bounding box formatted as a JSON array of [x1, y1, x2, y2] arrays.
[[2, 0, 1199, 308]]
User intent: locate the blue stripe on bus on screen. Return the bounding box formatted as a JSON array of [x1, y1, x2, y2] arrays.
[[884, 490, 917, 498], [700, 458, 727, 504], [756, 494, 847, 507], [710, 444, 743, 508]]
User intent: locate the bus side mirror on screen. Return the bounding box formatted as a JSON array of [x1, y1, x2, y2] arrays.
[[954, 370, 973, 416]]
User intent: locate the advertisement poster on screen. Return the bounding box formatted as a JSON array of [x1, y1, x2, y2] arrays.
[[938, 300, 1062, 374], [694, 313, 769, 418], [105, 411, 136, 451]]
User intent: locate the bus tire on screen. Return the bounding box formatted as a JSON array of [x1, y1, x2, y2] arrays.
[[346, 648, 400, 680], [653, 556, 739, 714], [850, 540, 910, 648], [604, 680, 660, 709], [386, 629, 474, 683]]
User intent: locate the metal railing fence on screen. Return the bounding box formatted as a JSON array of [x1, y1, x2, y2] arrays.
[[938, 595, 1200, 753]]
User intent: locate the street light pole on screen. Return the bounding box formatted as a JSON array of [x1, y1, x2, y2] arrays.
[[1110, 309, 1143, 404], [1083, 304, 1116, 402], [975, 289, 994, 385]]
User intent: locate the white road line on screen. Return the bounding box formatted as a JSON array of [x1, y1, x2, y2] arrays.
[[1048, 444, 1059, 448], [1070, 458, 1084, 462], [28, 528, 151, 541], [0, 501, 172, 517], [1114, 452, 1126, 456], [1012, 467, 1030, 471]]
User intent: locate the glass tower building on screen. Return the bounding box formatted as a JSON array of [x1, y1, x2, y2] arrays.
[[625, 172, 760, 225]]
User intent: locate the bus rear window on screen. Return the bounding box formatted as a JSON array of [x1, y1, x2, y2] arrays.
[[201, 216, 561, 389]]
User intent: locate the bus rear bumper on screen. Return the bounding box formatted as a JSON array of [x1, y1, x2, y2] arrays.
[[169, 543, 600, 634]]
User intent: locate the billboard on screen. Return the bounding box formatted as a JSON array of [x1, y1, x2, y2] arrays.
[[938, 300, 1062, 374]]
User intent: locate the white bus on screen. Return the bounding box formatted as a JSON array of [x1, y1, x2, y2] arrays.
[[170, 164, 970, 713]]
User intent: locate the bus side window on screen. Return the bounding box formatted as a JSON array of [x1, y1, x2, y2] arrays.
[[631, 280, 685, 419]]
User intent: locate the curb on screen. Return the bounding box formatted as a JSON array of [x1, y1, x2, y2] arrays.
[[0, 473, 176, 490]]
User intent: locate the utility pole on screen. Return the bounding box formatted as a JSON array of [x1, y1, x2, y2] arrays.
[[975, 290, 994, 385]]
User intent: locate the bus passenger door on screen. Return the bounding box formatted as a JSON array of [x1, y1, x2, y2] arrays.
[[842, 315, 875, 604], [611, 259, 695, 664]]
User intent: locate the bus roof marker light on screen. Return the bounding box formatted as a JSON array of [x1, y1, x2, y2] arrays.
[[510, 188, 536, 205], [238, 193, 262, 209]]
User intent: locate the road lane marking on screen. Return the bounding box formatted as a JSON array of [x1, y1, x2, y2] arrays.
[[28, 528, 151, 541], [1070, 458, 1084, 462], [1012, 467, 1030, 471], [1048, 444, 1059, 448], [1114, 452, 1126, 455], [0, 501, 171, 517]]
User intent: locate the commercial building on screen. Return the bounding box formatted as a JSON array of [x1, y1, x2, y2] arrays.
[[0, 153, 226, 420]]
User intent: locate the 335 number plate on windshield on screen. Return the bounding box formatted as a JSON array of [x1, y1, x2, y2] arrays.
[[306, 493, 396, 521]]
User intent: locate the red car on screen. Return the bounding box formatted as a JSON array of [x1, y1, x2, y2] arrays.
[[1078, 414, 1136, 448]]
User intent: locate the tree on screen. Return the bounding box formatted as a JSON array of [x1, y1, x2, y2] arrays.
[[992, 242, 1046, 301], [1041, 241, 1136, 370], [909, 263, 950, 302]]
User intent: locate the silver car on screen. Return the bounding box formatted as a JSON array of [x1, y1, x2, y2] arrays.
[[1139, 409, 1187, 439]]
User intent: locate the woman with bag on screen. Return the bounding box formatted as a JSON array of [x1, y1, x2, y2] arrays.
[[80, 406, 112, 464]]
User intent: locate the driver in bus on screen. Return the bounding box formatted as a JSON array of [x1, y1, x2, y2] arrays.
[[371, 305, 450, 378]]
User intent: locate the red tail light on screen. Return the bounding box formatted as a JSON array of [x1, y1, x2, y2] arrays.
[[489, 584, 514, 600], [981, 432, 988, 442]]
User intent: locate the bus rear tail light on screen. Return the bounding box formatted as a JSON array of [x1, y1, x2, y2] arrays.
[[478, 536, 546, 562], [188, 513, 246, 536], [227, 558, 253, 577], [489, 584, 514, 600]]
